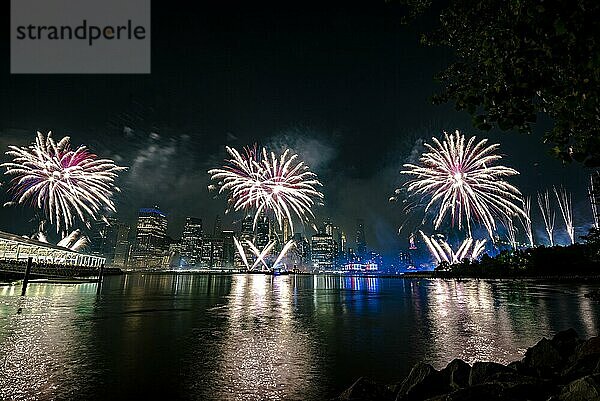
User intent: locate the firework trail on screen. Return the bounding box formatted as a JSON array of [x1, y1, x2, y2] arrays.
[[420, 231, 486, 264], [589, 173, 600, 229], [537, 190, 556, 246], [553, 186, 574, 245], [235, 237, 295, 271], [503, 217, 518, 250], [209, 146, 323, 233], [1, 132, 126, 234], [519, 196, 535, 247], [400, 131, 525, 238]]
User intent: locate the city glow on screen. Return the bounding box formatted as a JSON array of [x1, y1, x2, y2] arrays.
[[1, 131, 126, 234], [400, 131, 525, 238]]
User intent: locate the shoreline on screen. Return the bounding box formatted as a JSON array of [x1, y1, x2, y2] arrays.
[[335, 329, 600, 401]]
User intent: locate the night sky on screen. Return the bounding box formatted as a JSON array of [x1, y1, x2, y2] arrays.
[[0, 1, 594, 256]]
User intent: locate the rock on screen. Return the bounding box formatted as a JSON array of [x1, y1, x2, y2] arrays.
[[551, 329, 581, 358], [573, 337, 600, 361], [522, 338, 563, 377], [440, 359, 471, 389], [469, 362, 513, 386], [336, 377, 395, 401], [426, 383, 510, 401], [396, 362, 450, 401], [557, 374, 600, 401], [562, 354, 600, 382]]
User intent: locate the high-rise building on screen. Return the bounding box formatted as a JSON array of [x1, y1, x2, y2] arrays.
[[180, 217, 203, 266], [201, 237, 224, 268], [131, 207, 168, 269], [213, 215, 223, 237], [113, 223, 131, 267], [222, 230, 235, 268], [255, 215, 270, 249], [311, 227, 334, 271], [356, 219, 366, 257]]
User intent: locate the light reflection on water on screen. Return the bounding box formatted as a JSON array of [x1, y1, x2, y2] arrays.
[[0, 275, 598, 400]]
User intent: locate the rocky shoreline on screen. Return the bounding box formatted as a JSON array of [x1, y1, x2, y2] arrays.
[[335, 329, 600, 401]]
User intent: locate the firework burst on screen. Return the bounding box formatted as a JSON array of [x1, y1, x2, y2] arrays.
[[1, 131, 126, 233], [209, 145, 323, 232], [400, 130, 525, 238]]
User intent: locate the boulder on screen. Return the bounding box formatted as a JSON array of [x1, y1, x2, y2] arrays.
[[562, 354, 600, 382], [469, 362, 513, 386], [426, 383, 510, 401], [336, 377, 395, 401], [557, 374, 600, 401], [551, 329, 582, 361], [573, 337, 600, 361], [396, 362, 450, 401], [440, 359, 471, 389], [522, 338, 563, 377]]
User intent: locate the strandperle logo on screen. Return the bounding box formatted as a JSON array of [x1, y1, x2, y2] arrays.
[[15, 20, 147, 47], [11, 0, 150, 74]]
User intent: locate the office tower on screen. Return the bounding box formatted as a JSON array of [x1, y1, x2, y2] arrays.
[[213, 215, 223, 237], [311, 226, 334, 271], [113, 223, 131, 267], [180, 217, 203, 266], [201, 237, 224, 268], [131, 207, 168, 269], [255, 215, 270, 249], [356, 219, 366, 257], [90, 217, 120, 263], [222, 230, 235, 268]]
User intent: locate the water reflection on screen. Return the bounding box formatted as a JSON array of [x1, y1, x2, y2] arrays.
[[0, 276, 598, 400]]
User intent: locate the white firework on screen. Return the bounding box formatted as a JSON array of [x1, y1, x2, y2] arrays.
[[554, 186, 574, 245], [400, 130, 525, 238], [1, 131, 126, 233], [537, 190, 556, 246], [209, 146, 323, 233]]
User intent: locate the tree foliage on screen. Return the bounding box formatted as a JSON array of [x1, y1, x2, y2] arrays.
[[405, 0, 600, 166]]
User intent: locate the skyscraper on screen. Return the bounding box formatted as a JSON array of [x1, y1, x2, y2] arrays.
[[180, 217, 203, 266], [311, 226, 334, 271], [131, 207, 168, 269], [113, 223, 131, 267], [356, 219, 366, 257]]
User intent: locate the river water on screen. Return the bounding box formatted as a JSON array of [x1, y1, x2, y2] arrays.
[[0, 274, 598, 400]]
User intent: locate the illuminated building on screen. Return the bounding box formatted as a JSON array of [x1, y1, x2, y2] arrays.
[[0, 230, 105, 267], [356, 219, 366, 257], [201, 237, 224, 268], [222, 230, 235, 268], [180, 217, 203, 266], [255, 215, 270, 249], [311, 227, 334, 271], [113, 223, 131, 267], [130, 207, 168, 269]]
